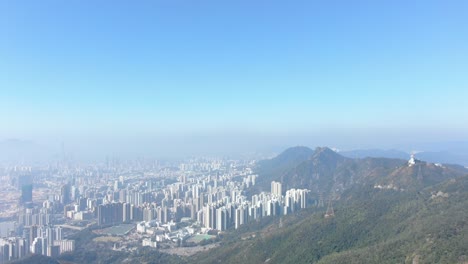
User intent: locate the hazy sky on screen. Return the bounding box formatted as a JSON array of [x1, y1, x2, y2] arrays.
[[1, 1, 468, 157]]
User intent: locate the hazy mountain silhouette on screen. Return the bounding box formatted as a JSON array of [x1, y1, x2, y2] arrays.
[[340, 149, 410, 160], [255, 146, 468, 196], [340, 143, 468, 166]]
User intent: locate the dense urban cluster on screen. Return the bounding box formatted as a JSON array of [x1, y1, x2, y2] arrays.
[[0, 157, 310, 262]]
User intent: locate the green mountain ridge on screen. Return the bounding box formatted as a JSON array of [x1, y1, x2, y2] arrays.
[[194, 147, 468, 263], [194, 175, 468, 264]]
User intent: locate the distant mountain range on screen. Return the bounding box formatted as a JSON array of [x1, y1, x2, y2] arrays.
[[416, 150, 468, 167], [1, 138, 467, 166], [254, 146, 468, 196], [340, 147, 468, 167], [339, 148, 410, 159]]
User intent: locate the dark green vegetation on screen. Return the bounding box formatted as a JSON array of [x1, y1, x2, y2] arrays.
[[192, 147, 468, 264], [249, 146, 316, 194], [194, 175, 468, 264], [10, 254, 59, 264]]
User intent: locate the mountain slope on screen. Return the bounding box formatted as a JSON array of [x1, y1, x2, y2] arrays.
[[257, 146, 315, 173], [252, 146, 315, 192], [254, 147, 351, 193], [417, 151, 468, 167], [194, 175, 468, 264]]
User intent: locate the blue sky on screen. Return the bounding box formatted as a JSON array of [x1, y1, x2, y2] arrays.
[[1, 0, 468, 157]]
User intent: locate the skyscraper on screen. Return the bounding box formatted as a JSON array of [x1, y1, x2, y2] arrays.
[[60, 184, 71, 205], [18, 174, 33, 205], [20, 184, 33, 204], [271, 181, 282, 197]]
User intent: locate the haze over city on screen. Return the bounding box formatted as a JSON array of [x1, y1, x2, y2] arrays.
[[2, 2, 468, 264], [2, 0, 468, 159]]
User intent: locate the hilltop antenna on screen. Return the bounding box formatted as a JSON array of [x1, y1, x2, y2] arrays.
[[324, 198, 334, 218]]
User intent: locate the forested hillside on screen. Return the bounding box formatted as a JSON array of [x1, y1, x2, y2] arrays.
[[194, 175, 468, 264]]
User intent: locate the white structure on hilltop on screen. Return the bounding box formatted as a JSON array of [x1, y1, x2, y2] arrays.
[[408, 153, 416, 166]]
